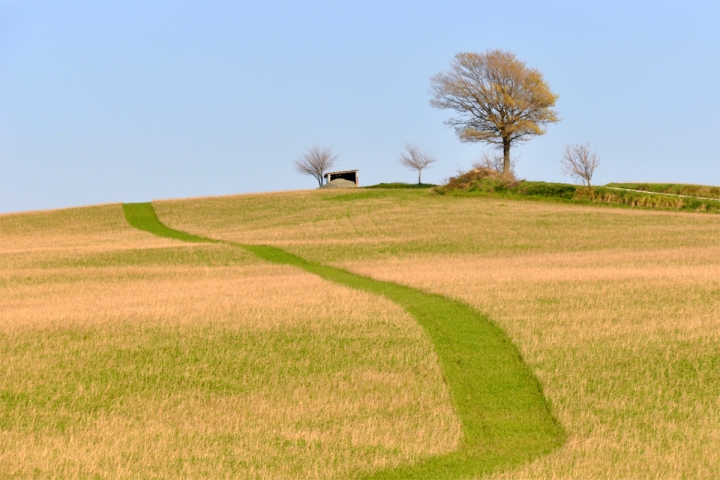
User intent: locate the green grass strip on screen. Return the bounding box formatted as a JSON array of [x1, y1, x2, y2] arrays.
[[122, 203, 216, 243], [123, 202, 565, 478]]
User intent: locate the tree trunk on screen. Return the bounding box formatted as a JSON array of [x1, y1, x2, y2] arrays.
[[503, 139, 511, 174], [418, 169, 421, 185]]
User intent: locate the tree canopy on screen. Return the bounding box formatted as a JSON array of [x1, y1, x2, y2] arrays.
[[430, 50, 559, 174], [294, 146, 338, 187], [398, 144, 436, 184], [561, 142, 600, 187]]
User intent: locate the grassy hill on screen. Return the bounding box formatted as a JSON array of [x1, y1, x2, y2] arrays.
[[606, 182, 720, 199], [2, 189, 718, 478], [430, 170, 720, 212]]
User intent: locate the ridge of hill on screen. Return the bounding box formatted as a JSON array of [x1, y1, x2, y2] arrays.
[[427, 170, 720, 212]]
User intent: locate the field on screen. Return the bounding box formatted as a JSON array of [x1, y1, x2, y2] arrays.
[[606, 182, 720, 199], [433, 171, 720, 212], [0, 204, 459, 478], [2, 189, 719, 478]]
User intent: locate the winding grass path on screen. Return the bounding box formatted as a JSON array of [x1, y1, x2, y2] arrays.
[[122, 202, 564, 479]]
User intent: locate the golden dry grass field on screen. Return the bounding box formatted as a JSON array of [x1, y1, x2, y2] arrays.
[[0, 203, 460, 478], [1, 191, 718, 478], [153, 189, 720, 478]]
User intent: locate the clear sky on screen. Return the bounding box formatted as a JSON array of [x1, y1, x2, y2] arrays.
[[1, 0, 718, 213]]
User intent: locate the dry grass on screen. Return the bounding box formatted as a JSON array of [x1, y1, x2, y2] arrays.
[[5, 190, 718, 478], [0, 203, 177, 254], [153, 189, 720, 478], [343, 248, 720, 478], [0, 205, 460, 478], [154, 190, 718, 260]]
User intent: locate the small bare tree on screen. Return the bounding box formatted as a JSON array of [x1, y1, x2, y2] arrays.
[[561, 143, 600, 187], [472, 151, 518, 177], [295, 146, 338, 187], [399, 144, 437, 184]]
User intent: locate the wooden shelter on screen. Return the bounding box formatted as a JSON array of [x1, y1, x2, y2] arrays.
[[323, 170, 359, 186]]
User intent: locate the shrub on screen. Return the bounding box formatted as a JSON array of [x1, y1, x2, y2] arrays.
[[514, 182, 578, 199], [433, 168, 518, 195]]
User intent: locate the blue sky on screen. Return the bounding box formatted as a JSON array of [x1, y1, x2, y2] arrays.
[[1, 0, 718, 213]]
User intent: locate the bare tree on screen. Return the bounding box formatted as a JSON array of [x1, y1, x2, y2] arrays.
[[294, 146, 338, 187], [472, 151, 518, 177], [398, 144, 437, 184], [561, 143, 600, 187], [430, 50, 560, 174]]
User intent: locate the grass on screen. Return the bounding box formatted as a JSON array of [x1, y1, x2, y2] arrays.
[[347, 249, 720, 479], [153, 187, 719, 478], [3, 189, 718, 478], [0, 203, 177, 253], [432, 173, 720, 212], [122, 202, 215, 243], [583, 185, 720, 211], [123, 202, 565, 478], [153, 188, 718, 262], [606, 182, 720, 199], [1, 204, 460, 478], [241, 245, 565, 479], [364, 183, 437, 189]]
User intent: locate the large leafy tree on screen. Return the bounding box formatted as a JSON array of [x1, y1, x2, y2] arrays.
[[430, 50, 560, 174]]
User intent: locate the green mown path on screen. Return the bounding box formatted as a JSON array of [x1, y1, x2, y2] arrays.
[[122, 202, 565, 479]]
